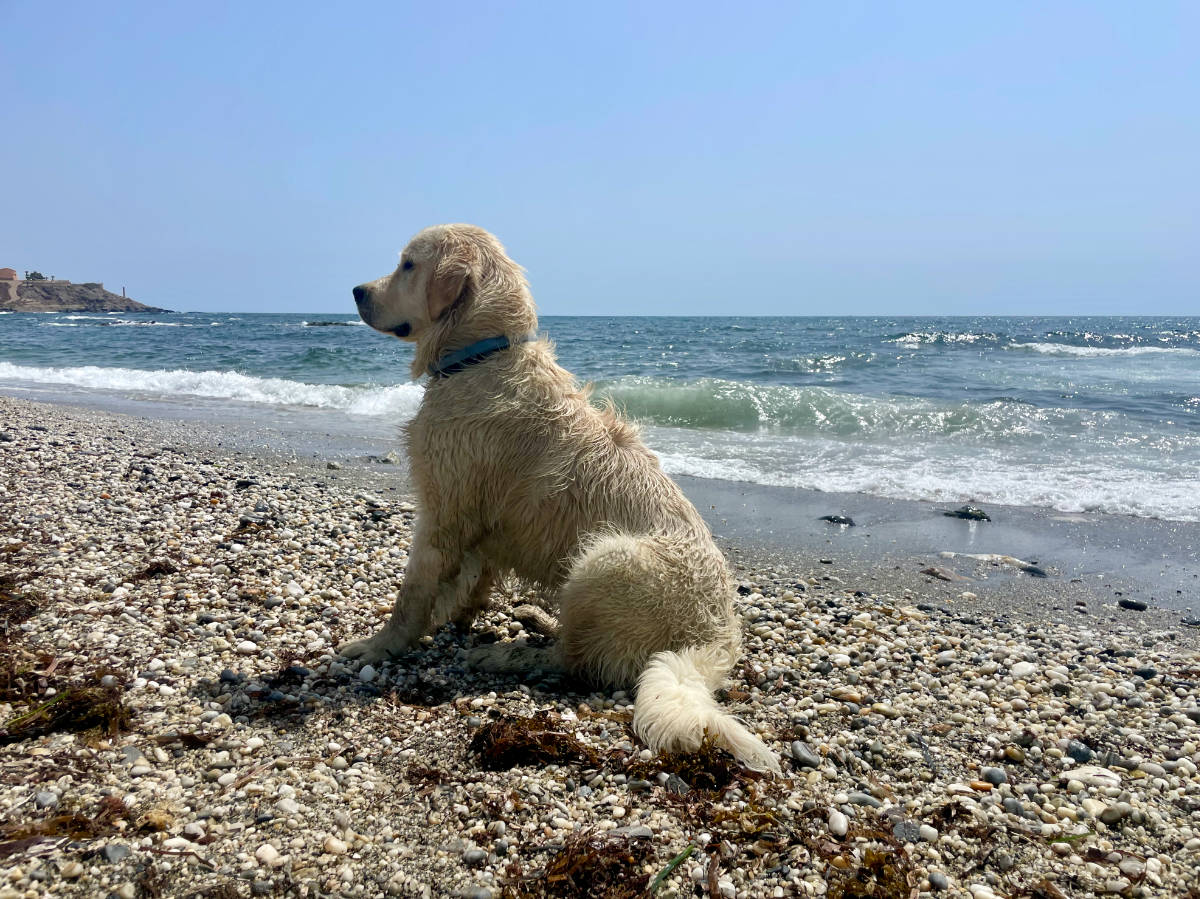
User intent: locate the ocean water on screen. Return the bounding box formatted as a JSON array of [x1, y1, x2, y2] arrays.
[[1, 312, 1197, 522]]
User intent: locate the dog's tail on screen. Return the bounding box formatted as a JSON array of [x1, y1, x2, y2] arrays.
[[632, 642, 781, 774]]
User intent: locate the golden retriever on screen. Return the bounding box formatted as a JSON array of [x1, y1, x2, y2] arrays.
[[340, 224, 778, 772]]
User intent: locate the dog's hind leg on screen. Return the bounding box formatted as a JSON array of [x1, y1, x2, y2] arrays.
[[555, 532, 779, 773], [466, 640, 559, 675]]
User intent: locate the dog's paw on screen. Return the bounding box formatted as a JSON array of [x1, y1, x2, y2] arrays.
[[338, 633, 408, 665]]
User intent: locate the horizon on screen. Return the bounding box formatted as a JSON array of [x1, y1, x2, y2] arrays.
[[3, 1, 1197, 316]]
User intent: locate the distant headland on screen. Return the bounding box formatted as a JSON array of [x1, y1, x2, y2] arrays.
[[0, 268, 171, 313]]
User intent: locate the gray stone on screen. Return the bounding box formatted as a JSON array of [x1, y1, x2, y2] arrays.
[[981, 766, 1008, 786], [929, 871, 950, 891], [892, 820, 922, 843], [848, 791, 882, 808], [790, 740, 821, 769], [102, 844, 131, 863], [608, 825, 654, 839], [1066, 740, 1094, 763], [462, 848, 487, 866], [1100, 802, 1132, 826], [34, 791, 58, 809]]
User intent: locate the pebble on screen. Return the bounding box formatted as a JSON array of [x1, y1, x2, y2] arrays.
[[790, 741, 821, 769], [2, 398, 1198, 899], [828, 809, 848, 838], [236, 640, 259, 654], [323, 836, 348, 855]]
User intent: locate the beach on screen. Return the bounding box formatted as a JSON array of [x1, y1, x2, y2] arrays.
[[2, 394, 1198, 898]]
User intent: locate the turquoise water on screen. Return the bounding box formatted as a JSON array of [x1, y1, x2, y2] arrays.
[[2, 312, 1198, 521]]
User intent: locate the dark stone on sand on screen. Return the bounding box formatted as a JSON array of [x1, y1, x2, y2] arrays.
[[0, 431, 14, 442], [665, 774, 690, 795], [921, 565, 969, 582], [1132, 667, 1157, 680], [790, 741, 821, 769], [1182, 618, 1200, 628], [1066, 740, 1094, 763], [1118, 598, 1148, 611], [943, 505, 990, 521], [819, 515, 856, 526]]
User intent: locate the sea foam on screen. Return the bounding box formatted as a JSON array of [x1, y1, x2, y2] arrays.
[[0, 362, 424, 418]]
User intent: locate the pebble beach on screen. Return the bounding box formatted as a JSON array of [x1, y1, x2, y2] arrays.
[[2, 395, 1199, 898]]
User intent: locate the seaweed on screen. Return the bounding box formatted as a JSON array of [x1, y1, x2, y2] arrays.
[[501, 829, 651, 899], [469, 712, 599, 770], [824, 845, 917, 899], [131, 559, 179, 581], [0, 573, 40, 632], [0, 685, 132, 744], [626, 733, 762, 794], [0, 796, 131, 857]]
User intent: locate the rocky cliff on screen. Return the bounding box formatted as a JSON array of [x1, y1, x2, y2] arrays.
[[0, 280, 170, 313]]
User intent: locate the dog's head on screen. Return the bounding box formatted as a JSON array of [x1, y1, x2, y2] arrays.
[[353, 225, 535, 375]]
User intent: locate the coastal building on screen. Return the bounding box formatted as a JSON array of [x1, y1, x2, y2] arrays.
[[0, 268, 17, 280]]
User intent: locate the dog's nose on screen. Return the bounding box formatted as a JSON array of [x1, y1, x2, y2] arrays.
[[352, 284, 370, 306]]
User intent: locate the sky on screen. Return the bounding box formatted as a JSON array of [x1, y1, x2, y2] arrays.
[[2, 1, 1197, 315]]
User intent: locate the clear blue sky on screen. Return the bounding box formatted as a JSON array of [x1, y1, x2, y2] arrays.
[[3, 1, 1197, 315]]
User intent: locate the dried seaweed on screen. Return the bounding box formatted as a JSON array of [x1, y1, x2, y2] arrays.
[[824, 845, 916, 899], [131, 559, 178, 581], [0, 573, 40, 631], [469, 712, 599, 770], [0, 686, 132, 744], [0, 796, 130, 857], [627, 733, 761, 794], [501, 829, 650, 899]]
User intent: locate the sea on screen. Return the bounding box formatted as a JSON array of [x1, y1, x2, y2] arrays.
[[1, 313, 1197, 523]]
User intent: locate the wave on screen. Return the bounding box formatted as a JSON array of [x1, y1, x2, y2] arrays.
[[0, 362, 423, 417], [654, 443, 1200, 522], [884, 331, 1000, 346], [1009, 342, 1200, 357], [594, 376, 1127, 441]]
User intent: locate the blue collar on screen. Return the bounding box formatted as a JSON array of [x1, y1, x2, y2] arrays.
[[427, 333, 535, 379]]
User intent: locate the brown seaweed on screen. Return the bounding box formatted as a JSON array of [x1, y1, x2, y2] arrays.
[[469, 712, 599, 770]]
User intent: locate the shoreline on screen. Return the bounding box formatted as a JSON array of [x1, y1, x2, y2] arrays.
[[6, 386, 1195, 620], [2, 395, 1199, 898]]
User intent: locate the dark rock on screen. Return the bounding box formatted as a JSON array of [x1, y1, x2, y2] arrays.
[[1118, 598, 1148, 611], [928, 871, 950, 891], [1066, 740, 1094, 763], [1132, 667, 1157, 680], [848, 791, 882, 808], [664, 774, 690, 795], [892, 820, 922, 843], [943, 505, 990, 521], [1002, 797, 1030, 819], [219, 669, 240, 683], [819, 515, 855, 527], [981, 767, 1007, 786], [790, 741, 821, 769]]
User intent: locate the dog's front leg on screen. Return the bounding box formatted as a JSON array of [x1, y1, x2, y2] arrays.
[[338, 538, 479, 665]]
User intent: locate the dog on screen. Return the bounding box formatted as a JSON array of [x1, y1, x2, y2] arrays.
[[340, 224, 779, 773]]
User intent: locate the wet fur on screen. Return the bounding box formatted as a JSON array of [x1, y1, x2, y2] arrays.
[[340, 224, 778, 772]]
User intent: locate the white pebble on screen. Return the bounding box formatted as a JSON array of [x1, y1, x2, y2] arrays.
[[236, 640, 258, 654]]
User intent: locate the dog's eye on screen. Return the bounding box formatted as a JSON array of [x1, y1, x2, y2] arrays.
[[402, 259, 414, 271]]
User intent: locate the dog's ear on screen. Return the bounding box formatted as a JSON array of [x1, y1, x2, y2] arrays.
[[427, 236, 474, 322]]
